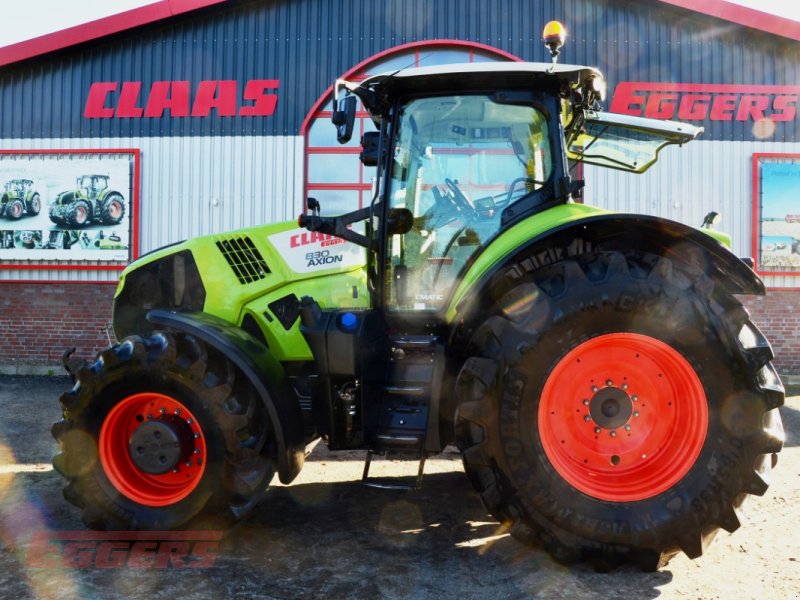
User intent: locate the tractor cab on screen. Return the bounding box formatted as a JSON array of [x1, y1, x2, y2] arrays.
[[79, 174, 109, 197], [301, 61, 701, 318], [7, 179, 33, 195]]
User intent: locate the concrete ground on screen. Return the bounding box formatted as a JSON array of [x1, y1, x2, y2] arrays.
[[0, 374, 798, 600]]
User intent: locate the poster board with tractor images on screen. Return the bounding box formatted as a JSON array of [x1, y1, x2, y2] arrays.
[[752, 153, 800, 278], [0, 149, 139, 274]]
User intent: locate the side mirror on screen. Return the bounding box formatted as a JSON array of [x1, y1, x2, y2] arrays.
[[360, 131, 381, 166], [332, 95, 357, 144], [306, 197, 321, 216]]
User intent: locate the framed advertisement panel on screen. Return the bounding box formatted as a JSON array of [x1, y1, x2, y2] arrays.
[[0, 149, 139, 272], [752, 153, 800, 277]]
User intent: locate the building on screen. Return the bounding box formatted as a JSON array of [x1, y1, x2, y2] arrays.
[[0, 0, 798, 374]]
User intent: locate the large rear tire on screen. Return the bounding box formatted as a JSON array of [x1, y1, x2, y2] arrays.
[[26, 193, 41, 216], [455, 250, 784, 570], [100, 193, 125, 225], [52, 332, 275, 530]]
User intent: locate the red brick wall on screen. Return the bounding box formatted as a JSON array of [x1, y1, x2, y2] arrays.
[[741, 290, 800, 376], [0, 282, 116, 366], [0, 283, 798, 375]]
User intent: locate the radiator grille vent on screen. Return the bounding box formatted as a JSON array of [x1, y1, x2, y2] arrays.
[[216, 236, 270, 284]]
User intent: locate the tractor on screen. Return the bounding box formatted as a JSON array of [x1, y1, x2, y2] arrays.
[[52, 22, 784, 570], [49, 174, 126, 228], [0, 178, 41, 219]]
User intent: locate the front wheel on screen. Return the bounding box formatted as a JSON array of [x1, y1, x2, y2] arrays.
[[6, 198, 24, 219], [66, 200, 91, 227], [52, 332, 275, 530], [455, 250, 785, 569]]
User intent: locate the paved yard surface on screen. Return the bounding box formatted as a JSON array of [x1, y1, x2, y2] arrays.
[[0, 375, 798, 599]]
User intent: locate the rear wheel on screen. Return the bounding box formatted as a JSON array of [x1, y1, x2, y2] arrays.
[[455, 250, 784, 569], [26, 193, 41, 216], [52, 332, 275, 530], [100, 193, 125, 225]]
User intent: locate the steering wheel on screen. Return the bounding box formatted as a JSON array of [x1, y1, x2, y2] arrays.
[[444, 178, 475, 213], [420, 185, 459, 225], [504, 176, 546, 206]]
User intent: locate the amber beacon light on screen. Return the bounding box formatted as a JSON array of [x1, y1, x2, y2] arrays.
[[543, 20, 566, 65]]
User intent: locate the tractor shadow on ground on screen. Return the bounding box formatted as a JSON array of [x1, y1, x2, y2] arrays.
[[221, 472, 673, 599]]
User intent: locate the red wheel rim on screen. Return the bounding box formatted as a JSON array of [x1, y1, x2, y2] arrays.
[[99, 392, 207, 506], [538, 333, 708, 502], [108, 200, 122, 218]]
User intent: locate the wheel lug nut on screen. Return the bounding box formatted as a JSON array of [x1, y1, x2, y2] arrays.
[[610, 430, 617, 437], [622, 383, 628, 390], [174, 409, 181, 416], [606, 379, 613, 387], [591, 386, 598, 393], [632, 395, 638, 402], [582, 399, 589, 406], [186, 418, 193, 425], [594, 427, 601, 434], [583, 415, 591, 422], [624, 424, 632, 431], [185, 462, 192, 468], [193, 448, 200, 454], [159, 408, 166, 415], [172, 468, 179, 473], [194, 432, 200, 439], [633, 411, 640, 418]]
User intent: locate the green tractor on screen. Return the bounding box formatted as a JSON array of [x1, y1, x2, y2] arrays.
[[49, 174, 126, 228], [0, 178, 41, 219], [53, 24, 784, 570]]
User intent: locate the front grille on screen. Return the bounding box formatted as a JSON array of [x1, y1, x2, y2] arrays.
[[216, 235, 270, 284]]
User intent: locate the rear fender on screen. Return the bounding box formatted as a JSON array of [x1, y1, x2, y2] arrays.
[[449, 211, 764, 324], [147, 309, 305, 484]]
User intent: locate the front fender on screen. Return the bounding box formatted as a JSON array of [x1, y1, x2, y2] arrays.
[[448, 207, 764, 322], [146, 309, 305, 484]]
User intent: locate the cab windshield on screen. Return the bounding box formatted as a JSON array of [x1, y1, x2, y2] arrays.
[[386, 93, 552, 311]]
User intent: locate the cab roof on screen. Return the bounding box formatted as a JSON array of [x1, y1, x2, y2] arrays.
[[348, 61, 604, 121], [357, 61, 603, 98]]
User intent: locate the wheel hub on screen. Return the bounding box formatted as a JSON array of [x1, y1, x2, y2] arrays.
[[589, 387, 633, 430], [99, 392, 207, 506], [538, 333, 709, 502], [128, 417, 193, 474]]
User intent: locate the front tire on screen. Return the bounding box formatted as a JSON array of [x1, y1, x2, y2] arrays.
[[66, 200, 91, 227], [455, 250, 784, 569], [52, 332, 275, 530], [6, 198, 24, 219]]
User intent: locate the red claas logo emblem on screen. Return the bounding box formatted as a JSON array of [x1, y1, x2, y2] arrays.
[[84, 80, 279, 118], [611, 82, 799, 122]]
